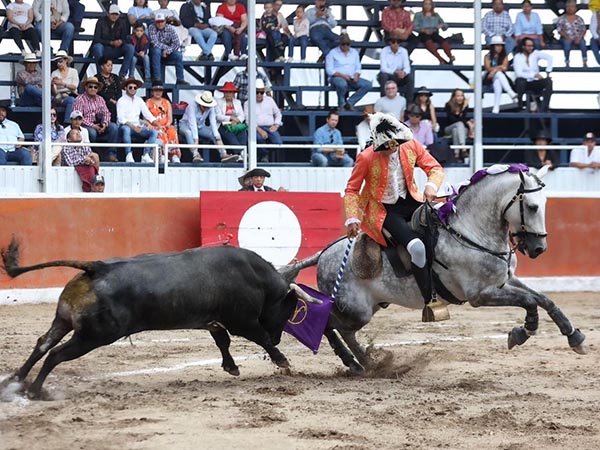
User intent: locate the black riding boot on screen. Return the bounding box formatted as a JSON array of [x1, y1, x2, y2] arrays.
[[412, 263, 450, 322], [411, 263, 435, 304]]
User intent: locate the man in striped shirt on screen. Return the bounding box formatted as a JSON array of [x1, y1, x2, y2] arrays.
[[148, 13, 189, 85]]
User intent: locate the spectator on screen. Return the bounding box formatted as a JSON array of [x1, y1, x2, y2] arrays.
[[556, 0, 587, 67], [128, 0, 153, 27], [375, 80, 407, 121], [514, 0, 545, 50], [513, 37, 553, 111], [216, 0, 249, 61], [91, 174, 105, 192], [234, 68, 271, 104], [73, 77, 119, 162], [117, 77, 159, 164], [261, 2, 286, 62], [92, 4, 135, 78], [32, 107, 64, 166], [32, 0, 74, 52], [326, 33, 372, 111], [180, 0, 217, 61], [153, 0, 189, 48], [413, 87, 438, 134], [273, 0, 293, 57], [405, 103, 436, 149], [525, 129, 558, 170], [356, 104, 374, 151], [129, 21, 151, 79], [244, 79, 283, 162], [68, 0, 85, 33], [0, 105, 30, 166], [443, 88, 473, 161], [413, 0, 454, 65], [378, 31, 413, 100], [238, 168, 276, 191], [145, 80, 182, 164], [482, 0, 515, 54], [305, 0, 339, 58], [484, 36, 518, 114], [215, 81, 246, 161], [381, 0, 419, 55], [180, 91, 228, 163], [6, 0, 40, 57], [570, 132, 600, 172], [312, 110, 354, 167], [289, 5, 309, 62], [148, 14, 189, 85], [95, 57, 122, 125], [15, 53, 42, 107], [591, 11, 600, 66], [51, 50, 78, 124], [61, 128, 100, 192], [64, 110, 90, 144]]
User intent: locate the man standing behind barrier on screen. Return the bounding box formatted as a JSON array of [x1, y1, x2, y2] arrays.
[[312, 110, 353, 167], [326, 33, 372, 111], [0, 105, 30, 166], [305, 0, 339, 58], [92, 5, 135, 77], [513, 37, 553, 111]]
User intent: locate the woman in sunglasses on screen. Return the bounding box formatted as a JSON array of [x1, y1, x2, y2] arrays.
[[32, 108, 65, 166], [145, 81, 182, 164], [51, 50, 78, 125]]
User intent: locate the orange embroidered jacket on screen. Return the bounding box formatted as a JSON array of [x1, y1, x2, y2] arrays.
[[344, 140, 444, 246]]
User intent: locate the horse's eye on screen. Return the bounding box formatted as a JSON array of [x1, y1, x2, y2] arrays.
[[527, 204, 539, 213]]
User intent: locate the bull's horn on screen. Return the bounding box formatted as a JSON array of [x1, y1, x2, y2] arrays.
[[289, 283, 322, 304]]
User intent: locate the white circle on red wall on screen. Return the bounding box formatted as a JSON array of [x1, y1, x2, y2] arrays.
[[238, 201, 302, 266]]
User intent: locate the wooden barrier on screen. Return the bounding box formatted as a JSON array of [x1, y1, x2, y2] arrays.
[[0, 196, 598, 291]]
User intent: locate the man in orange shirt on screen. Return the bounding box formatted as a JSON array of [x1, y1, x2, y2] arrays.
[[344, 112, 444, 304]]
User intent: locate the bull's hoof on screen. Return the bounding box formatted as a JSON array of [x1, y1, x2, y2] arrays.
[[507, 327, 530, 350], [223, 366, 240, 376], [568, 329, 588, 354]]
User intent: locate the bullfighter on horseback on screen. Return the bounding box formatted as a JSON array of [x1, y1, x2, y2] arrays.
[[344, 112, 444, 308]]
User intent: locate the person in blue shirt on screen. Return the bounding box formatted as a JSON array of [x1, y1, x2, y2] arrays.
[[311, 110, 354, 167], [0, 105, 31, 165], [326, 33, 372, 111], [514, 0, 545, 50]]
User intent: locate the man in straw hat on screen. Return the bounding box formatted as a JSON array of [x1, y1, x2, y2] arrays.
[[15, 53, 42, 107], [117, 77, 159, 163], [344, 112, 443, 308], [73, 77, 119, 162]]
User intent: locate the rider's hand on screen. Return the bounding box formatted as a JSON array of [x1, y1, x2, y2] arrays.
[[347, 223, 360, 238], [423, 185, 437, 202]]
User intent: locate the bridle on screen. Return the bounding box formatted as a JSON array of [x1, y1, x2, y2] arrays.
[[501, 170, 547, 253]]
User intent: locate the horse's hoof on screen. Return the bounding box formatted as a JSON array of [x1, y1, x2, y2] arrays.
[[507, 327, 530, 350], [572, 342, 590, 355], [567, 328, 586, 349], [348, 362, 365, 376], [223, 366, 240, 376], [275, 357, 290, 369]]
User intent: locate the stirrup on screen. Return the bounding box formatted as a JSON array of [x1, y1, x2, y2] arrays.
[[422, 297, 450, 322]]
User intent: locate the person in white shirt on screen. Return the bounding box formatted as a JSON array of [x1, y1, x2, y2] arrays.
[[374, 80, 407, 121], [513, 37, 553, 111], [64, 110, 91, 144], [116, 77, 159, 163], [570, 132, 600, 173], [378, 31, 413, 100]]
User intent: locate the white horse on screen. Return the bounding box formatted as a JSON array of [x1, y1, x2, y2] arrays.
[[286, 164, 589, 373]]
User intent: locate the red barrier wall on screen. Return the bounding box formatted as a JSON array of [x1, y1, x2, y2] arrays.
[[0, 196, 597, 290]]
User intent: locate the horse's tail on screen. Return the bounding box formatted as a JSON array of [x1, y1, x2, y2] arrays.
[[278, 251, 322, 284], [1, 236, 98, 279]]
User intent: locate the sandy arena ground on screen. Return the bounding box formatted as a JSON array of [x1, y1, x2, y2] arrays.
[[1, 292, 599, 450]]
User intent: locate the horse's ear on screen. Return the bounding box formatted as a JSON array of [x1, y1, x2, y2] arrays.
[[536, 165, 550, 179]]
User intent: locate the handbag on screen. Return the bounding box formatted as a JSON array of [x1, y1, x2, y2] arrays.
[[225, 122, 248, 133]]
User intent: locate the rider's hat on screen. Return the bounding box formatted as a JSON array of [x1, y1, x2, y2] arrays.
[[369, 112, 413, 151]]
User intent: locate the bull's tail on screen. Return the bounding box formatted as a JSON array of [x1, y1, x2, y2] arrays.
[[1, 236, 97, 279], [278, 251, 321, 284]]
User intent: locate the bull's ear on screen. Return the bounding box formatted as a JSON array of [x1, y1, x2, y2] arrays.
[[536, 165, 550, 179]]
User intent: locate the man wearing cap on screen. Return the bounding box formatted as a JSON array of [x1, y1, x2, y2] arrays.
[[344, 112, 443, 307], [305, 0, 339, 57], [513, 37, 553, 111], [92, 5, 135, 77], [312, 110, 353, 167], [525, 129, 558, 170], [116, 77, 159, 163], [91, 174, 105, 193], [148, 13, 189, 85], [180, 0, 218, 61], [64, 110, 91, 144], [73, 77, 119, 162], [326, 33, 372, 111], [243, 79, 283, 162], [32, 0, 75, 52], [570, 132, 600, 172], [15, 53, 42, 107], [378, 32, 413, 100], [180, 91, 229, 163], [238, 168, 277, 191], [0, 105, 31, 166], [482, 0, 516, 54], [375, 80, 407, 121]]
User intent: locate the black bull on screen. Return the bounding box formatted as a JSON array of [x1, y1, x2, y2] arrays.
[[0, 238, 316, 399]]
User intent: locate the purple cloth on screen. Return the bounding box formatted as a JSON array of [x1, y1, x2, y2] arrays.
[[284, 284, 333, 354]]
